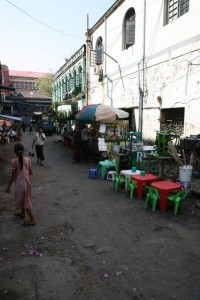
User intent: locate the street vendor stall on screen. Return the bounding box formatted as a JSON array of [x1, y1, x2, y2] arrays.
[[74, 104, 129, 162], [92, 120, 129, 163]]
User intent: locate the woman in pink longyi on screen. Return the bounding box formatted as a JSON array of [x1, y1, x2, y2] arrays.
[[6, 143, 36, 225]]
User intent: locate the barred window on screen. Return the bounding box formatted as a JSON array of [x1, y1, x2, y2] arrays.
[[123, 8, 135, 50], [76, 66, 82, 88], [73, 70, 76, 89], [95, 37, 103, 65], [166, 0, 189, 24]]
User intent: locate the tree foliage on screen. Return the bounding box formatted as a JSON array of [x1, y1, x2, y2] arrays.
[[37, 74, 53, 97]]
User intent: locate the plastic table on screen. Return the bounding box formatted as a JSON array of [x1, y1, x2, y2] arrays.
[[151, 181, 181, 213], [120, 169, 140, 191], [131, 173, 159, 200]]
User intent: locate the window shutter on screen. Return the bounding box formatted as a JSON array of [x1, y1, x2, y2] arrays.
[[66, 80, 69, 90], [70, 77, 74, 89], [96, 47, 103, 65], [179, 0, 189, 16], [76, 74, 80, 87], [125, 20, 135, 45]]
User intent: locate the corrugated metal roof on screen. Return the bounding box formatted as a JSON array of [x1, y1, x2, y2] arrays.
[[15, 90, 51, 99]]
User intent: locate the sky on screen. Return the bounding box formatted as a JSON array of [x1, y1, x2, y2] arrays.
[[1, 0, 115, 73]]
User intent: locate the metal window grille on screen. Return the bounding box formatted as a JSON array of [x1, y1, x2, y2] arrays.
[[167, 0, 189, 23]]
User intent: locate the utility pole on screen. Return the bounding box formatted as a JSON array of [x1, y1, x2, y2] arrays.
[[138, 0, 146, 137]]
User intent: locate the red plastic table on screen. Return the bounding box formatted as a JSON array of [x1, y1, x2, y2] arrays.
[[131, 174, 159, 200], [151, 181, 181, 213]]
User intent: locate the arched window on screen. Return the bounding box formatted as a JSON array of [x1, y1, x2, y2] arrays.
[[73, 69, 76, 93], [123, 8, 136, 50], [69, 73, 73, 92], [66, 76, 69, 91], [95, 37, 103, 65], [76, 66, 82, 87]]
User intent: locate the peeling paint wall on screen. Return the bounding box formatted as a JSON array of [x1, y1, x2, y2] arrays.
[[87, 0, 200, 141]]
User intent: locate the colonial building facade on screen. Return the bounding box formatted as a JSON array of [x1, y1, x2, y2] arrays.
[[9, 70, 51, 121], [85, 0, 199, 142], [53, 44, 86, 116], [0, 66, 52, 123]]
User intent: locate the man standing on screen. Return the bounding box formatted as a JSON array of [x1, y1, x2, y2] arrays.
[[22, 122, 26, 133], [32, 126, 46, 166], [81, 125, 89, 163], [72, 124, 81, 164]]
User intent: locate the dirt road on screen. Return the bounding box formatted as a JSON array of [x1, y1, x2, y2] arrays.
[[0, 132, 200, 300]]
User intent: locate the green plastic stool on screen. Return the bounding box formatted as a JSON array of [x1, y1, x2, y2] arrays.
[[167, 191, 188, 215], [145, 186, 160, 211], [113, 173, 125, 192], [129, 179, 137, 200]]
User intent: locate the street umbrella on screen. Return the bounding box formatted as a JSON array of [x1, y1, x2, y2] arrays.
[[0, 120, 12, 127], [75, 104, 129, 123]]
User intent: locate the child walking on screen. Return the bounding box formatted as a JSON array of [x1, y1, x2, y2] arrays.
[[6, 143, 36, 225]]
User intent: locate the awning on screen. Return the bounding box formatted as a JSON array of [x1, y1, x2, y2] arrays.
[[66, 111, 80, 120], [0, 114, 22, 121]]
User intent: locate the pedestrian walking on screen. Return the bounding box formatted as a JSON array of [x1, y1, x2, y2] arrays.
[[6, 143, 36, 225], [22, 122, 26, 133], [32, 126, 46, 166], [29, 124, 33, 135]]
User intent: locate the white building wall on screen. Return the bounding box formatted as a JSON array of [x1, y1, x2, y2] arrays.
[[88, 0, 200, 141]]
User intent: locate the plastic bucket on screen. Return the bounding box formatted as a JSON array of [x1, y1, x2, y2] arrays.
[[180, 181, 192, 193], [179, 165, 193, 182]]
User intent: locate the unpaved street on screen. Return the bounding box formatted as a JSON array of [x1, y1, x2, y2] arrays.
[[0, 132, 200, 300]]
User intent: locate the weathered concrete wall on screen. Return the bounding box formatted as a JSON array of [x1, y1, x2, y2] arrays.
[[88, 0, 200, 141]]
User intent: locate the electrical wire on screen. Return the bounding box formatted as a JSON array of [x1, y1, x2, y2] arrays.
[[5, 0, 83, 39], [146, 0, 164, 58]]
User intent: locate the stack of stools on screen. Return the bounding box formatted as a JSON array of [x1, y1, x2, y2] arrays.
[[89, 168, 98, 179]]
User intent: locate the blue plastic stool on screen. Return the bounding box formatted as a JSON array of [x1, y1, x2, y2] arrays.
[[89, 168, 98, 179]]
